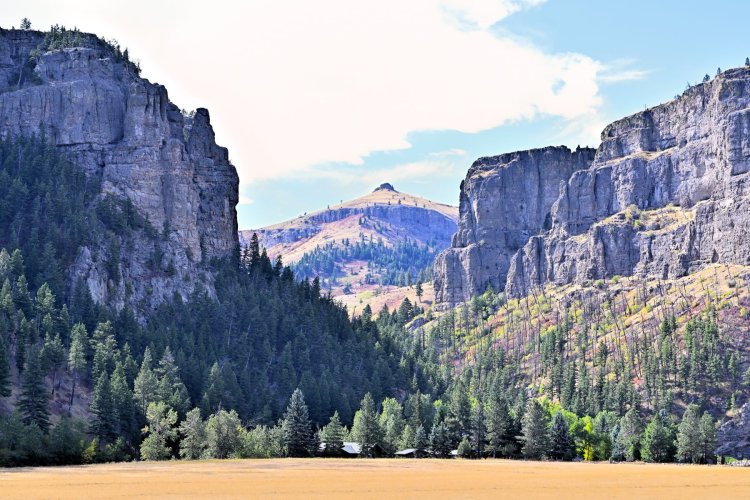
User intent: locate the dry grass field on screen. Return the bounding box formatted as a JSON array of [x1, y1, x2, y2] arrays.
[[2, 459, 750, 499]]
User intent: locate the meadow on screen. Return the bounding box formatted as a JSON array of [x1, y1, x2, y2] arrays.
[[2, 459, 750, 499]]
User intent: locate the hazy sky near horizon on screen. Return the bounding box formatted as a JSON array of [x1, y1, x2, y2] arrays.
[[3, 1, 750, 228]]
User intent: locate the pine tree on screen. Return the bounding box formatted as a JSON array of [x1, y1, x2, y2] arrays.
[[201, 362, 224, 414], [320, 411, 345, 456], [281, 388, 314, 457], [134, 348, 158, 413], [179, 408, 206, 459], [676, 404, 702, 463], [155, 347, 190, 415], [40, 333, 64, 395], [415, 281, 423, 303], [18, 347, 50, 431], [520, 399, 548, 460], [641, 409, 675, 463], [353, 392, 381, 457], [429, 421, 452, 457], [140, 402, 178, 460], [616, 408, 643, 461], [91, 372, 115, 442], [67, 322, 88, 409], [379, 397, 405, 455], [110, 362, 136, 440], [414, 425, 428, 457], [698, 411, 716, 464], [0, 335, 11, 397], [486, 388, 511, 457], [548, 410, 575, 460]]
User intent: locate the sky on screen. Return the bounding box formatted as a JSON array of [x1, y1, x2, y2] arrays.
[[3, 1, 750, 229]]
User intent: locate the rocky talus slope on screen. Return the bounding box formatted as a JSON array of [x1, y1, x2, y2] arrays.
[[0, 29, 239, 310], [435, 66, 750, 304]]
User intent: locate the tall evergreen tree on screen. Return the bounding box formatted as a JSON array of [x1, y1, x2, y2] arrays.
[[641, 409, 675, 463], [676, 404, 702, 463], [352, 392, 381, 457], [179, 408, 206, 460], [18, 347, 50, 431], [133, 348, 158, 413], [698, 411, 717, 464], [90, 372, 115, 442], [486, 390, 511, 457], [520, 399, 548, 460], [616, 408, 643, 462], [281, 388, 314, 457], [429, 421, 452, 457], [548, 410, 575, 460], [0, 335, 11, 397], [320, 411, 345, 456], [67, 322, 88, 409]]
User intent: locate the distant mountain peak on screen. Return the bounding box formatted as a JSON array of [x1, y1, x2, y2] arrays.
[[374, 182, 397, 192]]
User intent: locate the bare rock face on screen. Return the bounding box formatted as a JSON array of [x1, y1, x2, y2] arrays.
[[435, 66, 750, 303], [433, 146, 595, 304], [0, 29, 239, 311], [717, 403, 750, 459]]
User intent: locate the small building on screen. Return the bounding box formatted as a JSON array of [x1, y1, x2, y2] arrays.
[[319, 442, 384, 457], [394, 448, 417, 458]]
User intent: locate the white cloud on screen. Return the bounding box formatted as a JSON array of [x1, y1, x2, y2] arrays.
[[307, 158, 459, 188], [5, 0, 607, 185]]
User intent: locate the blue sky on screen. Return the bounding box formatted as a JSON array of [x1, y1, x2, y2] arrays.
[[237, 0, 750, 228], [3, 1, 750, 229]]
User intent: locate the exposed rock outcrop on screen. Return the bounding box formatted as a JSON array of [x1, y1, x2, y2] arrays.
[[0, 28, 239, 311], [435, 66, 750, 304], [717, 403, 750, 459], [433, 146, 595, 303]]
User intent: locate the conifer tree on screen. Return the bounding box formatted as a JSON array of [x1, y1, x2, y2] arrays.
[[90, 372, 115, 442], [320, 411, 345, 456], [616, 408, 643, 461], [281, 388, 314, 457], [676, 404, 702, 463], [155, 347, 190, 415], [353, 392, 381, 457], [67, 322, 88, 409], [41, 332, 64, 394], [414, 425, 428, 457], [18, 347, 50, 431], [486, 389, 511, 457], [110, 362, 136, 440], [698, 411, 716, 463], [379, 397, 405, 454], [520, 399, 548, 459], [201, 362, 224, 414], [134, 348, 158, 413], [641, 409, 675, 463], [548, 410, 575, 460], [427, 421, 449, 457], [0, 335, 11, 398], [179, 408, 206, 459]]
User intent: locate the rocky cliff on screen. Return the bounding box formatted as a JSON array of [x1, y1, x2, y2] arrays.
[[0, 28, 239, 310], [435, 66, 750, 304]]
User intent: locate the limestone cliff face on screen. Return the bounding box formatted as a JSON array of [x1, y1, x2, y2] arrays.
[[0, 29, 239, 310], [435, 66, 750, 304]]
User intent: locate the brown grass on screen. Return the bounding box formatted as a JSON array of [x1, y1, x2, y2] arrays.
[[2, 459, 750, 499]]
